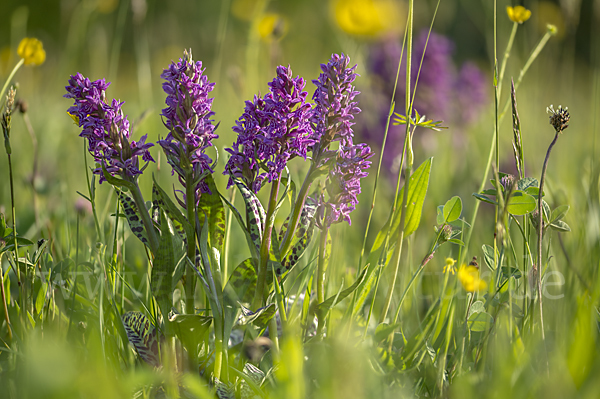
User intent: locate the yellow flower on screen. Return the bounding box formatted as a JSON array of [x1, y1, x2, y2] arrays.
[[258, 13, 288, 42], [17, 38, 46, 66], [458, 264, 487, 292], [332, 0, 403, 38], [443, 257, 456, 275], [506, 6, 531, 24]]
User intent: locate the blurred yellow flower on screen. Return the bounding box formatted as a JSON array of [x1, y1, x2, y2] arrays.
[[258, 13, 288, 42], [443, 257, 456, 275], [332, 0, 403, 38], [506, 6, 531, 24], [17, 38, 46, 66], [458, 264, 487, 292]]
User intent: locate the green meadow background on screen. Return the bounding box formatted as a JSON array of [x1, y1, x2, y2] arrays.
[[0, 0, 599, 398]]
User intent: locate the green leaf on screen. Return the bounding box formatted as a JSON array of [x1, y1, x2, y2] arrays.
[[482, 244, 495, 269], [370, 158, 433, 254], [151, 211, 176, 316], [467, 300, 485, 318], [442, 196, 462, 223], [225, 258, 257, 304], [237, 303, 276, 329], [501, 266, 522, 279], [169, 313, 212, 355], [517, 177, 538, 191], [152, 175, 192, 244], [198, 174, 226, 256], [117, 190, 152, 248], [122, 311, 160, 367], [235, 180, 266, 253], [551, 205, 569, 223], [220, 193, 259, 261], [467, 311, 493, 332], [550, 220, 571, 232], [472, 193, 497, 205], [317, 267, 368, 317], [448, 238, 464, 246], [506, 190, 536, 215], [374, 322, 401, 343], [278, 198, 318, 276]]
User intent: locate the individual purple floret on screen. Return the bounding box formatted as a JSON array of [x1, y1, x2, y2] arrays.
[[310, 54, 373, 227], [158, 50, 218, 197], [64, 73, 154, 183], [224, 65, 314, 193], [314, 143, 373, 228]]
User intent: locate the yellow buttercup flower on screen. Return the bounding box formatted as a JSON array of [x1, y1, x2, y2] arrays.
[[458, 264, 487, 292], [17, 38, 46, 66], [332, 0, 403, 38], [443, 257, 457, 275], [258, 13, 288, 42], [506, 6, 531, 24]]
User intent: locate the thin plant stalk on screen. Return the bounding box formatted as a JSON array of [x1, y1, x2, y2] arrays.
[[316, 223, 330, 337], [379, 0, 414, 323], [0, 59, 24, 103], [0, 253, 12, 340], [253, 176, 282, 309], [536, 131, 559, 340], [279, 165, 314, 257]]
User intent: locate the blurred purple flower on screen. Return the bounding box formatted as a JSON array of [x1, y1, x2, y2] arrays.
[[224, 65, 314, 193], [311, 54, 374, 227], [64, 73, 154, 183], [158, 51, 218, 196], [360, 30, 489, 173], [456, 62, 488, 125]]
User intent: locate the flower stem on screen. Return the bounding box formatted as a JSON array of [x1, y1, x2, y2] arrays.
[[536, 131, 559, 341], [185, 177, 197, 316], [316, 223, 329, 337], [253, 175, 281, 309], [0, 253, 12, 340], [279, 166, 313, 257], [0, 59, 24, 104]]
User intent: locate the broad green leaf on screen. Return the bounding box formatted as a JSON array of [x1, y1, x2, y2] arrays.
[[225, 258, 257, 304], [517, 177, 538, 191], [467, 311, 493, 332], [169, 313, 212, 355], [278, 199, 318, 276], [198, 174, 226, 256], [152, 176, 192, 243], [467, 300, 485, 318], [220, 192, 259, 260], [237, 303, 276, 329], [448, 238, 464, 246], [215, 380, 236, 399], [151, 211, 175, 315], [443, 196, 462, 223], [507, 190, 536, 215], [117, 190, 152, 248], [235, 180, 266, 253], [122, 311, 160, 367]]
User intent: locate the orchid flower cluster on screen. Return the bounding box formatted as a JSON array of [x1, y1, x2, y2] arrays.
[[158, 50, 218, 202], [224, 65, 314, 193], [64, 73, 155, 183]]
